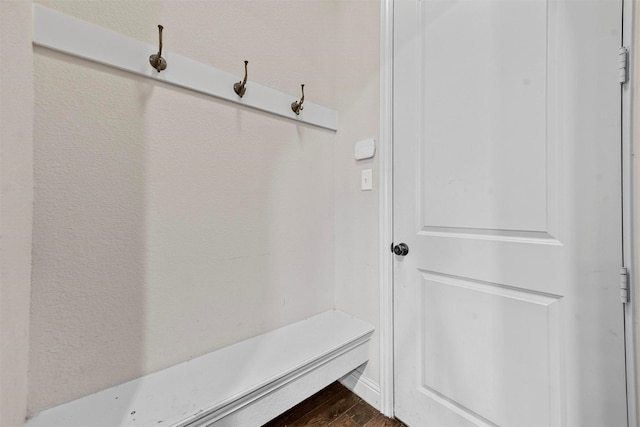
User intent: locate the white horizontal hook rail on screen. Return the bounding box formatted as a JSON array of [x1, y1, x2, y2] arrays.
[[32, 5, 338, 132]]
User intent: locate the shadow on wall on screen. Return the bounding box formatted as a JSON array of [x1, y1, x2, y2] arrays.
[[27, 1, 340, 421], [29, 48, 150, 421], [28, 39, 335, 424]]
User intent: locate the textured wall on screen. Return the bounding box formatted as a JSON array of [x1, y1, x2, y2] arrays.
[[0, 2, 34, 426], [19, 0, 640, 421], [29, 0, 338, 414], [334, 0, 381, 387]]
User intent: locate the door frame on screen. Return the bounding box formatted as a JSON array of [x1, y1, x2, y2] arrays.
[[377, 0, 638, 424], [377, 0, 394, 418], [622, 0, 637, 424]]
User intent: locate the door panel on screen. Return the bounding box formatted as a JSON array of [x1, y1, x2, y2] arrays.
[[419, 0, 549, 233], [393, 0, 627, 426], [419, 272, 562, 427]]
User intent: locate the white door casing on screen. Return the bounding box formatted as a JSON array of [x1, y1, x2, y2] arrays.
[[392, 0, 627, 426]]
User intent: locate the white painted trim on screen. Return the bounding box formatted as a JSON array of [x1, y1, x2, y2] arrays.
[[339, 368, 381, 411], [32, 4, 338, 132], [378, 0, 395, 419], [24, 310, 374, 427], [622, 0, 638, 425]]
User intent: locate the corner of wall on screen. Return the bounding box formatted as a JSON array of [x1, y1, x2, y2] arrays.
[[0, 1, 35, 426], [333, 0, 382, 388], [339, 366, 382, 411]]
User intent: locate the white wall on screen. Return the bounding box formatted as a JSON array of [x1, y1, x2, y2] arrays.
[[0, 2, 385, 423], [28, 0, 339, 415], [4, 0, 640, 425], [334, 0, 381, 388], [0, 2, 34, 426]]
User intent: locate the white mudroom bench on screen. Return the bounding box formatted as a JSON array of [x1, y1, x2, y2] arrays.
[[24, 310, 374, 427]]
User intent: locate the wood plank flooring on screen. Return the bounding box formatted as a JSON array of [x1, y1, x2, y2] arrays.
[[263, 382, 406, 427]]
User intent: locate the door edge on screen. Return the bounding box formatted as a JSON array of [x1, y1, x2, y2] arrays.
[[622, 0, 638, 425], [378, 0, 395, 418]]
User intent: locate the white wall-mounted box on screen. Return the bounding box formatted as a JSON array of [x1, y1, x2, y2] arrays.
[[355, 139, 375, 160]]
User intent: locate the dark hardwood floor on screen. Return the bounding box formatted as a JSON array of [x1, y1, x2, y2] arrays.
[[263, 381, 406, 427]]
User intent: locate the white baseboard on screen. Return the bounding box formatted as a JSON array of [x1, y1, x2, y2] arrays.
[[339, 368, 381, 411]]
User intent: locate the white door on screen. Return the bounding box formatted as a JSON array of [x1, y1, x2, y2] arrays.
[[392, 0, 627, 426]]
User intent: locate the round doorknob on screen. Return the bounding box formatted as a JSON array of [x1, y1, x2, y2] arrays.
[[393, 243, 409, 256]]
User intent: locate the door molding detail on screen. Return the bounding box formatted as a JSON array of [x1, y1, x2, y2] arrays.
[[378, 0, 395, 418]]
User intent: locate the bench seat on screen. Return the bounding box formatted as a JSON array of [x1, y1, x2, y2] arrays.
[[24, 310, 374, 427]]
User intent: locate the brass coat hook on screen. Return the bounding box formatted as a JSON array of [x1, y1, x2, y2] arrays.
[[234, 60, 249, 98], [291, 84, 305, 115], [149, 25, 167, 72]]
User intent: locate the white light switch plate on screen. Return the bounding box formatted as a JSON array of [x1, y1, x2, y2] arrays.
[[361, 169, 372, 191]]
